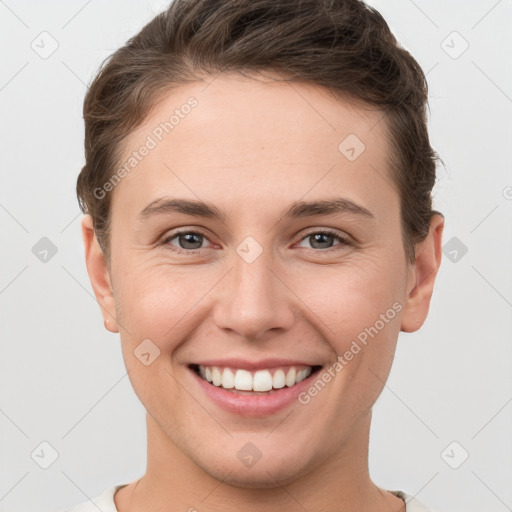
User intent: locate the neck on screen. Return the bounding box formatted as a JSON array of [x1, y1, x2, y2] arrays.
[[116, 411, 405, 512]]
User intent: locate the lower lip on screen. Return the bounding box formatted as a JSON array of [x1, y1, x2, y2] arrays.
[[189, 367, 319, 417]]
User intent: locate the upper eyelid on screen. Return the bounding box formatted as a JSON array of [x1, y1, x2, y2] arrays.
[[298, 227, 349, 240]]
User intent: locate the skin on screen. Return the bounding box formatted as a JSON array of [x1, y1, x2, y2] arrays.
[[82, 72, 444, 512]]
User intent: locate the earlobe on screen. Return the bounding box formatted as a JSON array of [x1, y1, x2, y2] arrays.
[[400, 213, 445, 333], [81, 215, 119, 333]]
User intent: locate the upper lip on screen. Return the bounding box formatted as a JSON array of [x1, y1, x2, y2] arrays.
[[190, 358, 322, 371]]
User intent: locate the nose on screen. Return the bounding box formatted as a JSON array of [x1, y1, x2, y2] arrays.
[[212, 249, 295, 341]]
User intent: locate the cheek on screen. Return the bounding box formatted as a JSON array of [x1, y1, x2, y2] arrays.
[[295, 255, 404, 334], [291, 255, 405, 391], [112, 264, 194, 410], [113, 259, 217, 350]]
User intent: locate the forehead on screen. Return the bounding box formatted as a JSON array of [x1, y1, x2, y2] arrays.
[[111, 73, 397, 225]]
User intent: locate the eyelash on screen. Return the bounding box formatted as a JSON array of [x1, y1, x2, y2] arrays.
[[160, 228, 351, 254]]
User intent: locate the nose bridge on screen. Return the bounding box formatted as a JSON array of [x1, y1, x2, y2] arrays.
[[213, 243, 294, 339]]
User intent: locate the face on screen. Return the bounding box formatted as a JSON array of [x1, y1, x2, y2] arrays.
[[84, 73, 441, 488]]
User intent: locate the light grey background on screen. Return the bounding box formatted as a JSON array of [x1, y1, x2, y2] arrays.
[[1, 1, 511, 511]]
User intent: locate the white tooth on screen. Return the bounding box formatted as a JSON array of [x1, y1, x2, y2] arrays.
[[296, 367, 312, 383], [285, 367, 296, 387], [303, 367, 312, 379], [221, 368, 235, 389], [199, 366, 206, 379], [234, 369, 253, 391], [253, 370, 273, 392], [205, 367, 212, 382], [212, 367, 222, 386], [273, 369, 286, 389]]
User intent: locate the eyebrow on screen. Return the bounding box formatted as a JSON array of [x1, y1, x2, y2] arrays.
[[137, 197, 375, 223]]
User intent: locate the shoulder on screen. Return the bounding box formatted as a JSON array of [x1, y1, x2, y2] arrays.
[[388, 489, 437, 512], [60, 484, 128, 512]]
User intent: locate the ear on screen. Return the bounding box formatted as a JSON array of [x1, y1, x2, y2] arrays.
[[81, 215, 119, 333], [401, 213, 444, 333]]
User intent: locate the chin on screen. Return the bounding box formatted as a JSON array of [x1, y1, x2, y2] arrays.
[[207, 463, 306, 489], [191, 447, 314, 489]]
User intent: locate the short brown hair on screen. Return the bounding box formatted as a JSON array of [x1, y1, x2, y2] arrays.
[[77, 0, 443, 264]]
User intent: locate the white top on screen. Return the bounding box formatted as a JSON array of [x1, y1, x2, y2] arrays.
[[64, 484, 435, 511]]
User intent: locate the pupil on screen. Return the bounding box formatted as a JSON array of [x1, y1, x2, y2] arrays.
[[311, 233, 332, 249]]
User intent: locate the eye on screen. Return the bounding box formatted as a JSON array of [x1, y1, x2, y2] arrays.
[[162, 230, 212, 251], [296, 230, 350, 251], [160, 229, 350, 253]]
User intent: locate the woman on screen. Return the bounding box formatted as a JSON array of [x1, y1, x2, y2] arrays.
[[69, 0, 444, 510]]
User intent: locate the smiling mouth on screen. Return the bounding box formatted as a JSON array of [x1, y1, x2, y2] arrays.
[[189, 364, 322, 394]]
